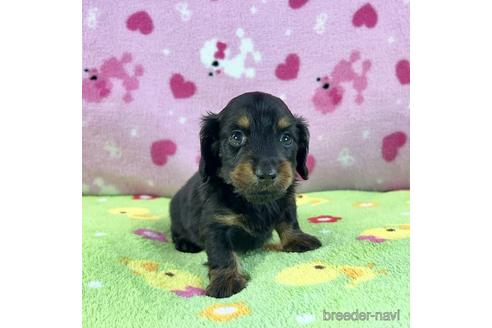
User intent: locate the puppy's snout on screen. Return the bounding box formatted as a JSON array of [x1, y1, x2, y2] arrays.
[[255, 162, 277, 182]]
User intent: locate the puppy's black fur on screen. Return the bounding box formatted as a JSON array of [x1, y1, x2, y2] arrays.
[[170, 92, 322, 298]]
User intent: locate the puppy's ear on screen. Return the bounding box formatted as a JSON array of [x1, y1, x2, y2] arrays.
[[295, 116, 310, 180], [199, 113, 220, 182]]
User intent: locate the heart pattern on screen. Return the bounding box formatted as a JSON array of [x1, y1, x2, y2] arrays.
[[352, 3, 378, 28], [306, 154, 316, 174], [382, 132, 407, 162], [169, 74, 196, 99], [126, 11, 154, 35], [275, 54, 300, 80], [289, 0, 309, 10], [150, 140, 177, 166], [396, 60, 410, 85]]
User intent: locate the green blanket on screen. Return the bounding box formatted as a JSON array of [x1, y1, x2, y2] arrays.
[[83, 190, 410, 327]]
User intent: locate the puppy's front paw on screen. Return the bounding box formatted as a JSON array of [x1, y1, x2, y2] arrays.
[[205, 272, 247, 298], [282, 233, 322, 253]]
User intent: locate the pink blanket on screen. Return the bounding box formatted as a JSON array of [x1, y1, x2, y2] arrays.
[[83, 0, 409, 196]]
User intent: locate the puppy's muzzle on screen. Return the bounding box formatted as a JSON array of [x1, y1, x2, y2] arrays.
[[229, 159, 294, 203], [255, 160, 277, 184]]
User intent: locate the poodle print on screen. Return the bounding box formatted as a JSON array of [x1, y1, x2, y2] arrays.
[[200, 28, 261, 79], [82, 52, 143, 103], [312, 51, 371, 114]]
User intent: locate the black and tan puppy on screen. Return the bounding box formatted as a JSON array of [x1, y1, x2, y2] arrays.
[[170, 92, 321, 298]]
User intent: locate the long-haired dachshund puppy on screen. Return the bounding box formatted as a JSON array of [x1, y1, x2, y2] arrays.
[[170, 92, 321, 298]]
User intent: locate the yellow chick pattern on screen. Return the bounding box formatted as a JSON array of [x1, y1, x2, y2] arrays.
[[121, 258, 205, 297], [296, 194, 329, 206], [275, 261, 386, 288], [357, 224, 410, 243], [108, 207, 163, 220]]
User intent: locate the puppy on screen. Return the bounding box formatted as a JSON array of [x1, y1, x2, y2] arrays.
[[170, 92, 322, 298]]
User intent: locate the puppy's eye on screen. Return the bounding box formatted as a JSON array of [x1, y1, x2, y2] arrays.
[[229, 130, 246, 147], [280, 133, 293, 146]]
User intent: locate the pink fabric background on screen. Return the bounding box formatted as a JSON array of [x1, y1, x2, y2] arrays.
[[82, 0, 409, 196]]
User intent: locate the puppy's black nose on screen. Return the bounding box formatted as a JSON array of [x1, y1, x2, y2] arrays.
[[255, 166, 277, 181]]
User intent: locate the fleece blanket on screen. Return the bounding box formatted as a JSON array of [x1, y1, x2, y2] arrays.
[[82, 1, 410, 196], [83, 190, 410, 327]]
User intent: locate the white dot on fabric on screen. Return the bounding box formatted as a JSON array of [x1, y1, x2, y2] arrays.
[[179, 117, 187, 124], [95, 232, 107, 237], [296, 314, 315, 324], [285, 29, 292, 36], [87, 280, 103, 288], [214, 306, 238, 315], [338, 148, 355, 167]]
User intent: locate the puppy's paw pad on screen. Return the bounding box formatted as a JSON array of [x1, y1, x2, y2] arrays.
[[282, 233, 322, 253]]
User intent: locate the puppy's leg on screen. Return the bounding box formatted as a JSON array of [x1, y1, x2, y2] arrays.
[[170, 188, 204, 253], [171, 229, 203, 253], [205, 229, 247, 298], [276, 206, 322, 253]]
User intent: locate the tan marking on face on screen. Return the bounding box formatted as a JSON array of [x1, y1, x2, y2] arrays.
[[277, 161, 294, 189], [237, 115, 250, 129], [277, 116, 292, 129], [229, 161, 256, 190]]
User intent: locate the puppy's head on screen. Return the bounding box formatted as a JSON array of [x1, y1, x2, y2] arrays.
[[199, 92, 309, 204]]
